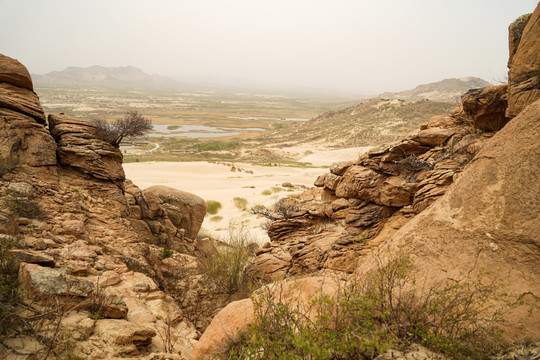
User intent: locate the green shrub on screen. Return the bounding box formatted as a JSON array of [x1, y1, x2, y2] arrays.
[[0, 157, 19, 177], [201, 229, 253, 295], [160, 247, 174, 259], [261, 190, 272, 196], [226, 253, 509, 359], [210, 215, 223, 222], [233, 197, 248, 211], [3, 190, 42, 219], [206, 200, 222, 215], [270, 187, 283, 193]]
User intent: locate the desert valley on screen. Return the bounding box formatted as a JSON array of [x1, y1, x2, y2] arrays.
[[0, 3, 539, 360]]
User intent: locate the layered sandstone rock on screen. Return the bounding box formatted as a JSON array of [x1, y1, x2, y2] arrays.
[[49, 113, 125, 183], [507, 5, 540, 117]]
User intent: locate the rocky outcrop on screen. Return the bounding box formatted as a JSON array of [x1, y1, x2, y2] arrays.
[[0, 54, 56, 167], [248, 105, 493, 281], [461, 85, 509, 131], [124, 181, 205, 252], [358, 98, 540, 337], [144, 185, 206, 240], [49, 113, 125, 183], [507, 5, 540, 117], [0, 54, 208, 359]]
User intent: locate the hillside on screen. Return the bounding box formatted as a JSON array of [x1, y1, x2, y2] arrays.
[[379, 76, 492, 102], [263, 98, 455, 149], [32, 65, 190, 90]]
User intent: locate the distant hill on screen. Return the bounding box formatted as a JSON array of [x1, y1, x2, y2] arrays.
[[263, 98, 456, 149], [32, 65, 190, 90], [379, 77, 492, 102]]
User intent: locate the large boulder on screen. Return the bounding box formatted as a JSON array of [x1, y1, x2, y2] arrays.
[[19, 262, 95, 297], [144, 185, 206, 240], [48, 113, 125, 183], [358, 99, 540, 337], [507, 5, 540, 118], [0, 53, 34, 90], [461, 85, 509, 131], [0, 54, 56, 166]]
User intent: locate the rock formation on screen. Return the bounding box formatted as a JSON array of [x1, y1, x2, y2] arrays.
[[0, 54, 208, 359], [194, 6, 540, 358]]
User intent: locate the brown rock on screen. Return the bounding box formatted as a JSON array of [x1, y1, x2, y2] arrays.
[[508, 13, 533, 67], [360, 99, 540, 337], [507, 5, 540, 118], [19, 262, 95, 297], [61, 219, 86, 238], [461, 85, 509, 131], [191, 299, 254, 360], [0, 82, 46, 124], [413, 127, 456, 146], [0, 116, 57, 166], [0, 53, 34, 90], [0, 212, 18, 235], [9, 249, 55, 267], [335, 165, 385, 200], [93, 319, 156, 346], [144, 185, 206, 239], [48, 113, 125, 182], [330, 160, 354, 175], [377, 176, 413, 207]]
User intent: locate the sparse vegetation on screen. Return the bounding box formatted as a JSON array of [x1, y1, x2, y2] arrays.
[[201, 228, 254, 295], [160, 247, 174, 259], [261, 189, 272, 196], [0, 235, 20, 336], [233, 197, 248, 211], [210, 215, 223, 222], [206, 200, 222, 215], [93, 110, 153, 147], [225, 253, 509, 359]]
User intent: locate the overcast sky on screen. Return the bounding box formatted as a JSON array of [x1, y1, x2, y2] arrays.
[[1, 0, 537, 94]]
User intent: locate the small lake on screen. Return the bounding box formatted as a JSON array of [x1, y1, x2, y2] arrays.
[[149, 124, 266, 138]]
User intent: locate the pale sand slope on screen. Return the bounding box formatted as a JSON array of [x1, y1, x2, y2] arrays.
[[124, 161, 325, 244], [123, 147, 370, 244]]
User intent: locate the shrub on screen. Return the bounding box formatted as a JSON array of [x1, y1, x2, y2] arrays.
[[160, 247, 174, 259], [206, 200, 222, 215], [3, 190, 42, 219], [210, 215, 223, 222], [0, 157, 19, 177], [226, 252, 509, 359], [261, 190, 272, 196], [201, 228, 253, 295], [270, 187, 283, 193], [233, 197, 248, 211], [0, 235, 20, 335], [93, 110, 152, 147]]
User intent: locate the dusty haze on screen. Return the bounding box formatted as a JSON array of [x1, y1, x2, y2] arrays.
[[1, 0, 536, 94]]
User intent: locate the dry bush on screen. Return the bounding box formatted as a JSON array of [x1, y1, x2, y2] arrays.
[[93, 110, 152, 147], [225, 252, 511, 360]]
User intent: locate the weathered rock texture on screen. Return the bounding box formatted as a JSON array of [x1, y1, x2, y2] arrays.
[[0, 53, 210, 359], [358, 98, 540, 337], [507, 5, 540, 117], [49, 113, 125, 184], [247, 104, 493, 282]]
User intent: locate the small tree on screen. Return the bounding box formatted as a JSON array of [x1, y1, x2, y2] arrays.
[[93, 111, 153, 147]]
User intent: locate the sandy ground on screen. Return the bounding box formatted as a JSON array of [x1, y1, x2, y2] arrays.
[[124, 161, 325, 244], [123, 147, 366, 244]]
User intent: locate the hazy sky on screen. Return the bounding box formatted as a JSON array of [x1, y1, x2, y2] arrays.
[[1, 0, 537, 94]]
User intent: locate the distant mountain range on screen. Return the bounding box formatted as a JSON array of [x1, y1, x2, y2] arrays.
[[379, 77, 492, 102], [32, 65, 190, 90]]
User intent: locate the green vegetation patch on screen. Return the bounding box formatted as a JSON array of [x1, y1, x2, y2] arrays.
[[206, 200, 222, 215], [210, 215, 223, 222], [261, 190, 272, 196], [233, 197, 248, 211], [226, 253, 511, 360]]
